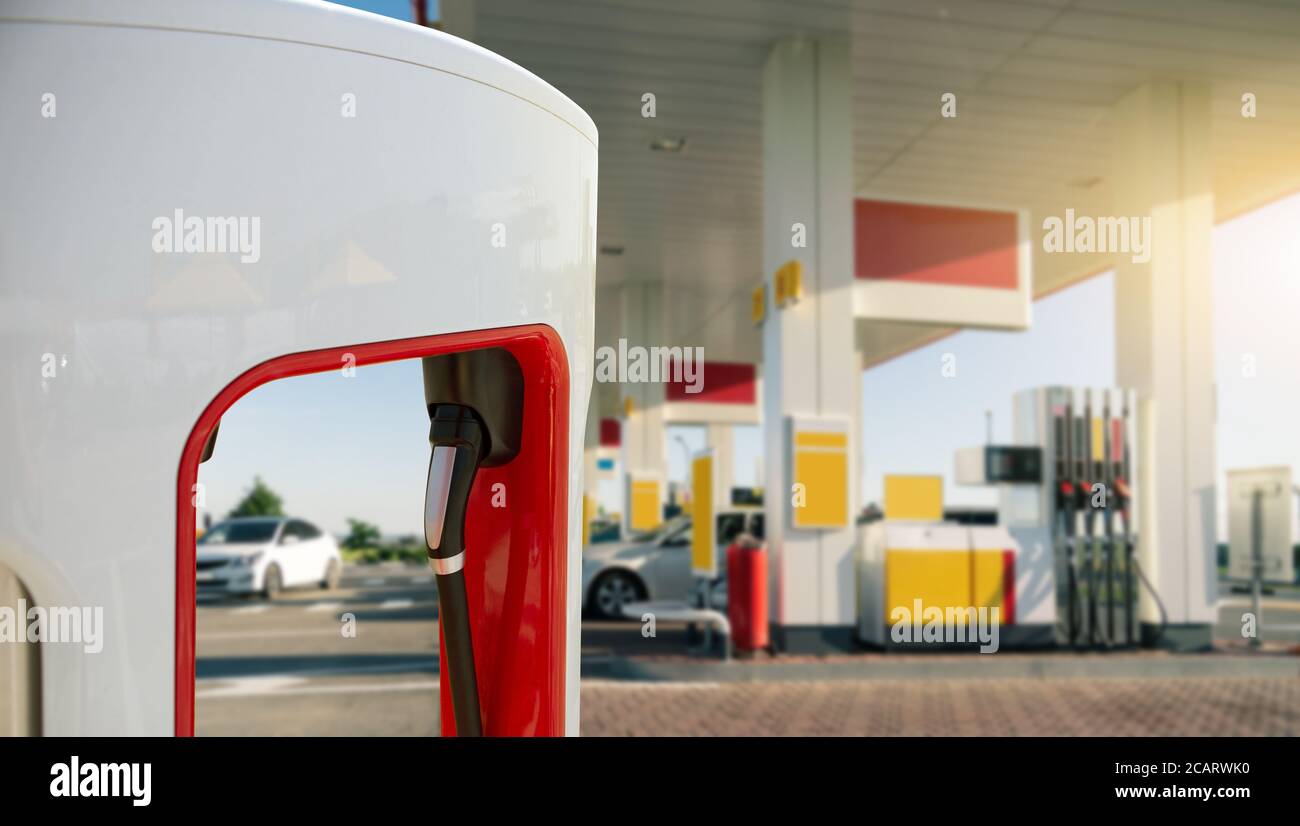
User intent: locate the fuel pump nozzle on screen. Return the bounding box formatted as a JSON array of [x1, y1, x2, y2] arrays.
[[1053, 411, 1080, 646], [425, 403, 488, 737], [1113, 476, 1135, 646], [1075, 473, 1099, 646]]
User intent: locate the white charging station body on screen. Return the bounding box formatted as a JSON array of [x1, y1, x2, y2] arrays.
[[0, 0, 597, 735]]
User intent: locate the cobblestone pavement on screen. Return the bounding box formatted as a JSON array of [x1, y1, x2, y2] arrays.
[[578, 677, 1300, 736]]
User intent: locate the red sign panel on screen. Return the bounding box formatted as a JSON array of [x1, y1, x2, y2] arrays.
[[666, 360, 756, 405], [854, 199, 1019, 290], [599, 418, 621, 447]]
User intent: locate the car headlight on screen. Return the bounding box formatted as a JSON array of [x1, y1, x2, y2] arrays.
[[238, 552, 263, 567]]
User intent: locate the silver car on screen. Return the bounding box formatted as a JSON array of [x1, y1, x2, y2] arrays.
[[581, 509, 763, 618]]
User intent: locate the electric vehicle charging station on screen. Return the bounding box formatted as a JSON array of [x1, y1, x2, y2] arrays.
[[0, 0, 596, 736]]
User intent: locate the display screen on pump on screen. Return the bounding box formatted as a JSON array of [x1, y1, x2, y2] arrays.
[[986, 447, 1043, 484]]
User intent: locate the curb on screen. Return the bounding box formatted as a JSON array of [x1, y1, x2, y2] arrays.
[[581, 653, 1300, 683]]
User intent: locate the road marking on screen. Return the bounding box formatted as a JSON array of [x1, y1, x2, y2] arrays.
[[1219, 599, 1300, 614], [411, 576, 434, 585], [198, 679, 439, 699], [306, 601, 344, 613], [196, 675, 305, 698], [197, 661, 437, 695], [580, 680, 723, 690], [363, 577, 385, 586], [380, 599, 414, 610], [231, 604, 271, 615], [199, 629, 344, 641]]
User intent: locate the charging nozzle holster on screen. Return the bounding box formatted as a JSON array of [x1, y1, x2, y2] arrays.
[[420, 347, 525, 564], [421, 348, 525, 468], [424, 404, 487, 563]]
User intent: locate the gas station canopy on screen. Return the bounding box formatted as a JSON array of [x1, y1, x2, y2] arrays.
[[470, 0, 1300, 366]]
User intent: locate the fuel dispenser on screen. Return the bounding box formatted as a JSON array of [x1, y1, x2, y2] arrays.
[[856, 387, 1154, 652], [999, 387, 1144, 648], [0, 1, 596, 735]]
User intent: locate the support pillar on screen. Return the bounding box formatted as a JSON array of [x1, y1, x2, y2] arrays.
[[1111, 81, 1217, 650], [582, 407, 600, 546], [621, 282, 667, 533], [706, 423, 734, 510], [761, 39, 860, 652]]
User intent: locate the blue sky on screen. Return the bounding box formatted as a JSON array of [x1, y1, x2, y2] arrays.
[[199, 189, 1300, 538], [340, 1, 432, 22]]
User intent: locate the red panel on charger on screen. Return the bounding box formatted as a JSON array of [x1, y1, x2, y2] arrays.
[[176, 325, 570, 737]]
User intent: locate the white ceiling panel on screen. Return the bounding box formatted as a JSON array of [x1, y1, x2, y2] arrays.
[[474, 0, 1300, 366]]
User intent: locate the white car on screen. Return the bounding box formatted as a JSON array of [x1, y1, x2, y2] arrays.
[[196, 516, 342, 599], [581, 509, 764, 619]]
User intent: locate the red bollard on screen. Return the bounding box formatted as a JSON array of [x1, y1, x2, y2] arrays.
[[727, 535, 768, 653]]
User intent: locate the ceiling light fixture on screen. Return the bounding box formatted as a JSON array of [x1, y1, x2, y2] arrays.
[[649, 137, 687, 153]]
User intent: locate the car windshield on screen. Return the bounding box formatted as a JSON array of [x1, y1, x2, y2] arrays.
[[628, 514, 690, 543], [659, 519, 692, 546], [199, 520, 279, 544]]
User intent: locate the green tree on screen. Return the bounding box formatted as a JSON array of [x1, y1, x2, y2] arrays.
[[227, 476, 284, 519], [343, 518, 382, 549]]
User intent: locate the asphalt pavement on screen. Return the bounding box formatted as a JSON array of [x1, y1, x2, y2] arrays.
[[197, 564, 441, 736]]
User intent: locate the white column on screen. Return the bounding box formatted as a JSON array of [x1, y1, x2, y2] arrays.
[[621, 282, 667, 531], [588, 283, 622, 519], [1111, 81, 1217, 646], [706, 423, 734, 510], [761, 39, 859, 651], [582, 405, 601, 545], [584, 405, 600, 483]]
